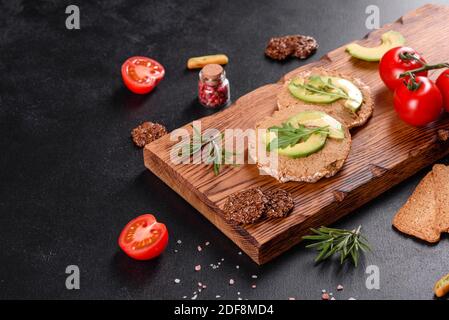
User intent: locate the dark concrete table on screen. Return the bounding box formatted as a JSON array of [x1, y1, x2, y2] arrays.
[[1, 0, 448, 300]]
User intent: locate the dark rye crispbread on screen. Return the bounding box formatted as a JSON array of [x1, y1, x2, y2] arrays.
[[392, 164, 449, 243], [223, 188, 267, 224], [264, 189, 294, 218], [131, 121, 167, 147], [265, 35, 318, 61], [223, 188, 295, 224]]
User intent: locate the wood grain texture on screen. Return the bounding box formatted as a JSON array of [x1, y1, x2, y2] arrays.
[[144, 4, 449, 264]]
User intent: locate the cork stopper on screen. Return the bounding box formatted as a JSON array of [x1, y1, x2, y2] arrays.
[[201, 64, 223, 80]]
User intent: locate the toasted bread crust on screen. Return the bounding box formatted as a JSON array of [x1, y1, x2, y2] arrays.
[[256, 105, 351, 183], [392, 172, 441, 243], [277, 68, 374, 129], [432, 164, 449, 233], [393, 164, 449, 243]]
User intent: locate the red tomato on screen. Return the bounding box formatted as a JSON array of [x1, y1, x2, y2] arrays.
[[121, 56, 165, 94], [436, 69, 449, 112], [119, 214, 168, 260], [379, 47, 427, 91], [394, 76, 443, 126]]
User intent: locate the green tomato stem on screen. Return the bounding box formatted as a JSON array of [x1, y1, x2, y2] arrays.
[[399, 63, 449, 79]]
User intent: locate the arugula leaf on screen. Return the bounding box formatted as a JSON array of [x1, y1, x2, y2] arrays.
[[266, 122, 329, 151], [291, 76, 356, 101]]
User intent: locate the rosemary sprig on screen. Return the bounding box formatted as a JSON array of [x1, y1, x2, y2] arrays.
[[302, 226, 371, 267], [267, 122, 329, 151], [184, 127, 236, 176]]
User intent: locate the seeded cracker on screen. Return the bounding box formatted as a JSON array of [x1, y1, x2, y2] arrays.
[[223, 188, 266, 224], [264, 189, 294, 218], [291, 35, 319, 59], [131, 121, 167, 147], [265, 35, 318, 61]]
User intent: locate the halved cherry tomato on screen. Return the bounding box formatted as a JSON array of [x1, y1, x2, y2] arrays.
[[119, 214, 168, 260], [379, 47, 427, 91], [121, 56, 165, 94], [436, 69, 449, 113], [394, 76, 443, 126]]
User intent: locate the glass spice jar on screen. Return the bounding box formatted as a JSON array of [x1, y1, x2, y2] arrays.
[[198, 64, 230, 108]]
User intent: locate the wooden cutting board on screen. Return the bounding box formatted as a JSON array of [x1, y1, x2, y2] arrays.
[[144, 4, 449, 264]]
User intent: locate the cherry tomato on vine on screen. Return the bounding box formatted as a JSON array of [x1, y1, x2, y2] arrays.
[[118, 214, 168, 260], [121, 56, 165, 94], [436, 69, 449, 113], [379, 47, 428, 91], [394, 76, 443, 126]]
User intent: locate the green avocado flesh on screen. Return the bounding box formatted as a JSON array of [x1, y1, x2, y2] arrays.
[[288, 75, 363, 112], [346, 30, 405, 62], [288, 77, 340, 104], [287, 110, 345, 140], [277, 133, 327, 158], [265, 111, 344, 158]]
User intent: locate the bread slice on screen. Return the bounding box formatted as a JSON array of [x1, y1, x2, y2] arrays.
[[277, 68, 374, 129], [255, 105, 351, 183], [432, 164, 449, 233], [392, 172, 441, 243]]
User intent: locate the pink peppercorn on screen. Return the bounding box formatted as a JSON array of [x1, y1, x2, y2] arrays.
[[198, 64, 230, 108]]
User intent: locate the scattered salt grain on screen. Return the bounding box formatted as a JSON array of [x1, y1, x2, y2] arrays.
[[348, 297, 356, 300], [194, 265, 201, 272], [331, 297, 336, 301], [337, 284, 344, 291], [202, 285, 207, 289], [191, 294, 197, 300], [216, 295, 221, 299], [221, 258, 225, 262], [288, 297, 296, 300], [238, 251, 242, 255], [174, 279, 181, 284], [229, 279, 235, 285], [321, 293, 330, 300], [237, 292, 241, 295], [174, 249, 178, 253], [251, 284, 257, 289], [197, 246, 202, 252], [177, 240, 182, 245], [236, 265, 240, 269], [251, 275, 258, 279], [198, 282, 202, 287], [238, 297, 243, 300], [182, 296, 187, 299], [329, 292, 333, 296]]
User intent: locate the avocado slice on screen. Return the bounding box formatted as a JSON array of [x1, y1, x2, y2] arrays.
[[287, 110, 345, 140], [346, 30, 405, 62], [288, 77, 340, 104], [329, 77, 363, 112], [277, 133, 327, 158], [288, 75, 363, 112]]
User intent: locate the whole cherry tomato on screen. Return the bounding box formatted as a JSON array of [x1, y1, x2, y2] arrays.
[[379, 47, 427, 91], [436, 69, 449, 113], [394, 76, 443, 126], [121, 56, 165, 94], [118, 214, 168, 260]]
